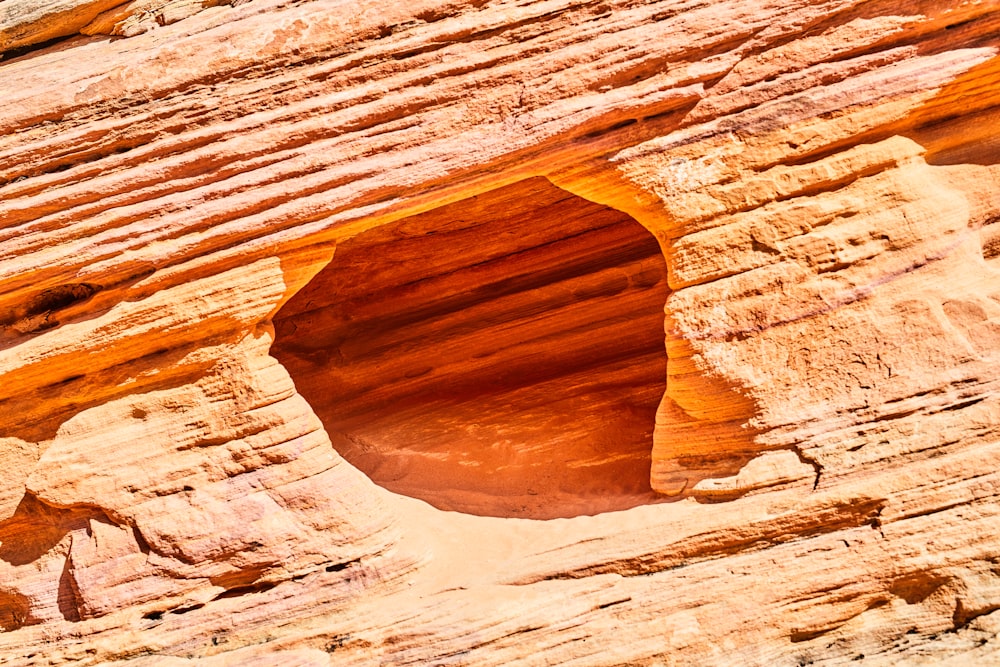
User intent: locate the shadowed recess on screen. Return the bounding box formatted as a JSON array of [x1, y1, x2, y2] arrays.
[[271, 177, 670, 518]]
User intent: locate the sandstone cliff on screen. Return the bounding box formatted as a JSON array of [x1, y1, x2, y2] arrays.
[[1, 0, 999, 664]]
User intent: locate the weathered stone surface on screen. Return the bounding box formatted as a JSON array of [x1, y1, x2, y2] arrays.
[[271, 176, 670, 519], [0, 0, 122, 53], [0, 0, 999, 664]]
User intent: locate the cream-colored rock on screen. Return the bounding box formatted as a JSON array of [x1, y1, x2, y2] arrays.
[[0, 438, 37, 521], [82, 0, 235, 38], [0, 0, 123, 53], [0, 0, 999, 665], [690, 450, 815, 499]]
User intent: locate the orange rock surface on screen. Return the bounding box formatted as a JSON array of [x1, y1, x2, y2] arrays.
[[272, 177, 670, 518], [0, 0, 999, 664]]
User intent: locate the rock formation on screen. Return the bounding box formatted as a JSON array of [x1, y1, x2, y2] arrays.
[[0, 0, 998, 664], [271, 176, 671, 519]]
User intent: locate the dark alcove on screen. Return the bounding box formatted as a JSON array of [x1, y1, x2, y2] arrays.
[[271, 177, 670, 518]]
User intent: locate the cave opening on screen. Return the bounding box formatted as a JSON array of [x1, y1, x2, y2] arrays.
[[271, 177, 670, 519]]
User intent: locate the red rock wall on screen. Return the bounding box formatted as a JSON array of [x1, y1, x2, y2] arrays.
[[0, 0, 999, 665], [272, 177, 669, 518]]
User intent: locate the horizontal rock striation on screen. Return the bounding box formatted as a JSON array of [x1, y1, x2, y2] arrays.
[[0, 0, 999, 665]]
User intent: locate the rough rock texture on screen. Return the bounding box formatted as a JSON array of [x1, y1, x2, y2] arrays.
[[0, 0, 999, 664], [271, 176, 670, 519]]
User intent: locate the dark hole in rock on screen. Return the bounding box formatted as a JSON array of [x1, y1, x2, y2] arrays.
[[0, 589, 31, 631], [272, 177, 670, 519], [26, 283, 100, 318], [212, 581, 277, 600], [326, 558, 361, 573], [169, 602, 204, 616], [0, 283, 101, 334]]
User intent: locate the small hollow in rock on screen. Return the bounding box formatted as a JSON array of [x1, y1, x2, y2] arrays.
[[272, 177, 670, 518], [0, 589, 30, 631]]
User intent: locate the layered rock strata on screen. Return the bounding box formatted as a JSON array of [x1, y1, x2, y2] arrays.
[[272, 177, 669, 519], [0, 0, 999, 664]]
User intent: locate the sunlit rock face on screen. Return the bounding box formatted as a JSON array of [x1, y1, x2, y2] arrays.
[[272, 178, 669, 518], [2, 0, 1000, 664]]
